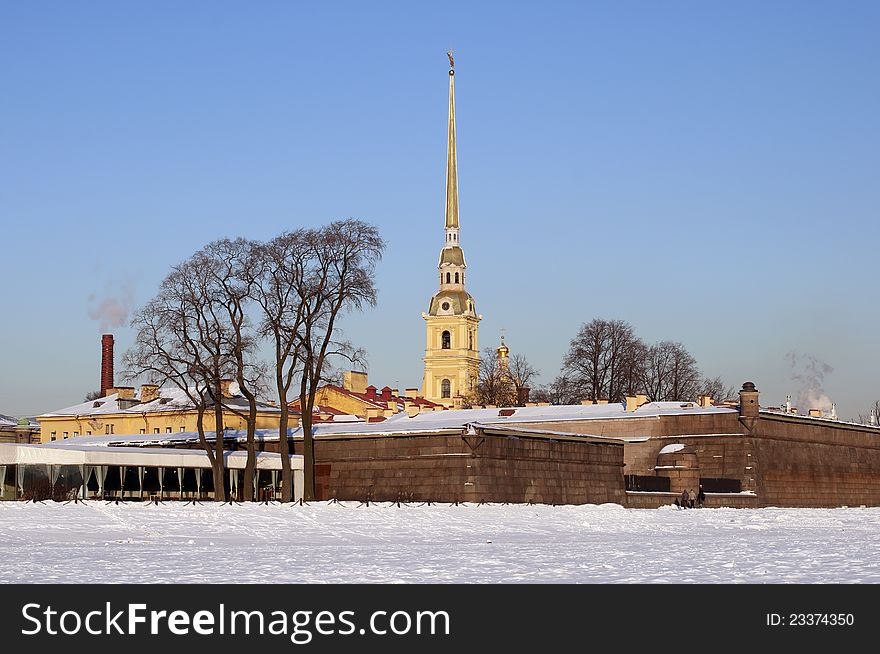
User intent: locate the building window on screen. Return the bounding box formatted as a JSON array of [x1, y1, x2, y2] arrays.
[[166, 427, 172, 433], [86, 431, 91, 436], [139, 429, 146, 434], [73, 431, 79, 437], [62, 432, 68, 439], [110, 424, 114, 434], [455, 272, 459, 284], [180, 426, 186, 432], [153, 428, 159, 434], [446, 272, 451, 284], [441, 379, 451, 399], [442, 330, 451, 349], [50, 432, 57, 441]]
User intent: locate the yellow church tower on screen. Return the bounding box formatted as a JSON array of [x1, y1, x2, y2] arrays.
[[422, 53, 481, 406]]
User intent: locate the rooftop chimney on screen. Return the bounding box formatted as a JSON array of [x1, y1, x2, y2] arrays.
[[101, 334, 114, 397], [343, 371, 368, 394], [140, 384, 160, 404]]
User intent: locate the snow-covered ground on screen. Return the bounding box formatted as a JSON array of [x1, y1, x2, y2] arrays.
[[1, 501, 877, 583]]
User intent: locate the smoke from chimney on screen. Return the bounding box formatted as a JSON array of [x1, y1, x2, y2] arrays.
[[87, 281, 134, 331], [101, 334, 114, 397], [785, 350, 834, 415]]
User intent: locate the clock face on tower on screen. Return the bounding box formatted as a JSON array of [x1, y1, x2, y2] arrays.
[[441, 301, 450, 311]]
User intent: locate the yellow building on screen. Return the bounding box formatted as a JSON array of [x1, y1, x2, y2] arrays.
[[421, 55, 481, 406], [37, 383, 284, 443]]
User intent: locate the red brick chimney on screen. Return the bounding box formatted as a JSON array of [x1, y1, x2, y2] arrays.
[[101, 334, 114, 397]]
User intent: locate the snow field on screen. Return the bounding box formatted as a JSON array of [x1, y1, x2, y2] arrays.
[[1, 501, 877, 583]]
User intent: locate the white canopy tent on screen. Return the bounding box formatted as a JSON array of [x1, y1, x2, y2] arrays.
[[0, 443, 303, 501]]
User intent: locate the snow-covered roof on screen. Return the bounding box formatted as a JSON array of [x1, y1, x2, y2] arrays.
[[0, 414, 37, 429], [39, 387, 281, 418], [381, 400, 732, 428], [45, 400, 734, 448], [0, 442, 302, 470], [759, 408, 880, 430], [40, 431, 285, 449], [289, 400, 733, 438]]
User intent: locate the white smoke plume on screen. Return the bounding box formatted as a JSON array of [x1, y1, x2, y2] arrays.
[[785, 351, 834, 415], [87, 281, 134, 332]]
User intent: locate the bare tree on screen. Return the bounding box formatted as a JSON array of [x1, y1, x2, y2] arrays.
[[563, 319, 609, 402], [124, 256, 239, 501], [508, 353, 539, 404], [473, 347, 539, 407], [203, 238, 267, 501], [473, 347, 517, 407], [606, 320, 644, 402], [698, 376, 736, 402], [248, 231, 309, 502], [641, 341, 701, 401], [666, 342, 701, 401], [562, 319, 645, 403], [640, 341, 674, 402], [531, 375, 583, 405], [295, 220, 384, 500]]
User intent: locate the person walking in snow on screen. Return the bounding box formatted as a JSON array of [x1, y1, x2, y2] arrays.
[[688, 489, 696, 508], [698, 485, 706, 508], [681, 488, 689, 508]]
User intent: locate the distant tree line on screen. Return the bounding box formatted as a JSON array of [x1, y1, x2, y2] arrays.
[[123, 220, 385, 502], [518, 318, 734, 406]]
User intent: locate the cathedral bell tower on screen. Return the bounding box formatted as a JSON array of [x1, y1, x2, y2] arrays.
[[422, 53, 481, 406]]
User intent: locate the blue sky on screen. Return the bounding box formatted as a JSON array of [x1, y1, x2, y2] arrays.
[[2, 1, 878, 418]]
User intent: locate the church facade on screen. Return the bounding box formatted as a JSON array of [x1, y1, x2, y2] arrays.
[[421, 57, 481, 406]]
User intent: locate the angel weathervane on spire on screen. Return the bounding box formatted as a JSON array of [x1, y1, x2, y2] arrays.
[[447, 50, 455, 70]]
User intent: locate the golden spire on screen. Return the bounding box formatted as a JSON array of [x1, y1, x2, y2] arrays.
[[445, 51, 459, 230]]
